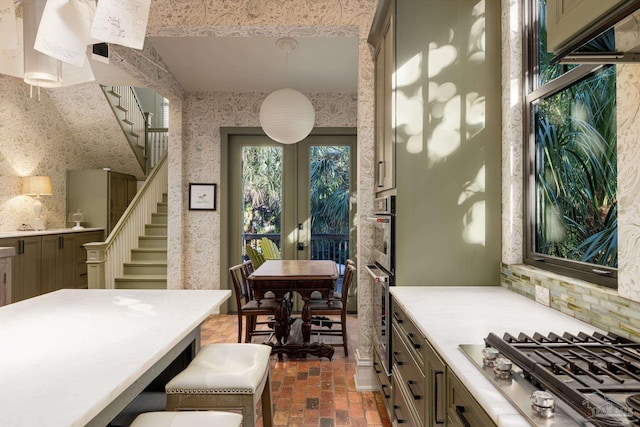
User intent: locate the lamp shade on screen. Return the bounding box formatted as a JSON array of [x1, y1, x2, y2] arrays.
[[23, 0, 63, 88], [259, 88, 315, 144], [21, 176, 52, 196]]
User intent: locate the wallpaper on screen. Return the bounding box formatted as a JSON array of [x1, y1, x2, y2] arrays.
[[47, 83, 145, 179], [114, 0, 378, 361], [0, 75, 68, 231], [0, 77, 147, 232]]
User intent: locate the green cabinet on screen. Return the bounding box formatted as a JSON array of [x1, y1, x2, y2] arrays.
[[0, 236, 42, 302], [0, 250, 12, 307], [67, 170, 137, 235], [391, 300, 443, 427], [0, 230, 104, 303], [546, 0, 631, 54], [42, 234, 75, 294], [447, 371, 495, 427], [388, 300, 495, 427], [369, 0, 396, 193]]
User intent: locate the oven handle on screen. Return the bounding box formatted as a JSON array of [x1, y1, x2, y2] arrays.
[[364, 264, 389, 283], [366, 216, 390, 224]]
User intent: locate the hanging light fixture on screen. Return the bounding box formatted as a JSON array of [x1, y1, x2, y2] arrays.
[[259, 38, 315, 145], [23, 0, 63, 96]]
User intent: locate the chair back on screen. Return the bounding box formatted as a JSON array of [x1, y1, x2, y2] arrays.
[[245, 244, 266, 268], [260, 237, 281, 260], [340, 264, 356, 305], [230, 261, 256, 304]]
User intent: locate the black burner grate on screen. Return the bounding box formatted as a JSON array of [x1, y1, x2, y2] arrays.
[[485, 331, 640, 426]]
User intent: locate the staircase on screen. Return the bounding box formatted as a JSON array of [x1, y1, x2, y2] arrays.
[[102, 85, 147, 173], [114, 194, 168, 289]]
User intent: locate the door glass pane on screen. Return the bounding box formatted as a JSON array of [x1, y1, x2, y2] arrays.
[[242, 146, 282, 253], [309, 145, 351, 287]]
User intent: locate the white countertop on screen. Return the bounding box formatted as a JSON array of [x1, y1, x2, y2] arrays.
[[0, 289, 230, 427], [390, 286, 601, 427], [0, 227, 104, 238]]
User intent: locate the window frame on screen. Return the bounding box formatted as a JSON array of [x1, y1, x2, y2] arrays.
[[522, 0, 618, 288]]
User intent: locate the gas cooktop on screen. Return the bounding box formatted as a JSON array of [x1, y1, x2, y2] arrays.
[[460, 331, 640, 426]]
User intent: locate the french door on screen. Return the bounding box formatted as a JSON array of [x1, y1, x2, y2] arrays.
[[227, 132, 356, 269]]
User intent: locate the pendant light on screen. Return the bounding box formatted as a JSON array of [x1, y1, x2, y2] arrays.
[[23, 0, 63, 95], [259, 38, 315, 145]]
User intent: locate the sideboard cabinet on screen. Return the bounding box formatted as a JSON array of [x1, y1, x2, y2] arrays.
[[0, 229, 103, 303]]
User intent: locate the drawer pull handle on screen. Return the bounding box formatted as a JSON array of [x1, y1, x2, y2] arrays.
[[381, 383, 390, 399], [407, 332, 421, 349], [455, 406, 472, 427], [392, 351, 404, 366], [392, 311, 403, 323], [406, 380, 422, 400], [393, 406, 405, 424], [374, 361, 381, 374], [434, 370, 445, 425]]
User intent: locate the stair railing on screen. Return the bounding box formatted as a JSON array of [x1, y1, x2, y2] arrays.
[[147, 127, 168, 171], [101, 86, 168, 174], [85, 153, 168, 289]]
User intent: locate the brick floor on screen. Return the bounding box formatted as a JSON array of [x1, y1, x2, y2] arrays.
[[200, 313, 392, 427]]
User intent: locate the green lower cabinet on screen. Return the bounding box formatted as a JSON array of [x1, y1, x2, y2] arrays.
[[0, 229, 104, 303], [447, 371, 496, 427]]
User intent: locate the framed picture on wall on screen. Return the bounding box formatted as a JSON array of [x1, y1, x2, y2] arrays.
[[189, 183, 216, 211]]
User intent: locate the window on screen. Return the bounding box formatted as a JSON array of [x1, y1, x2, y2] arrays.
[[524, 0, 617, 288]]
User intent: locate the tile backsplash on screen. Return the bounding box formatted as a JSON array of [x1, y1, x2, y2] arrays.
[[501, 263, 640, 341]]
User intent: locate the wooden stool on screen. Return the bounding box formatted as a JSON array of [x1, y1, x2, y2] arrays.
[[165, 343, 273, 427], [130, 411, 243, 427]]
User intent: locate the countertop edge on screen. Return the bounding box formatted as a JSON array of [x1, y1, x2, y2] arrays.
[[389, 285, 601, 426]]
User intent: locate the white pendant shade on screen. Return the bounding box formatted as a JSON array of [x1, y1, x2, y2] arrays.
[[259, 88, 315, 144], [23, 0, 63, 88]]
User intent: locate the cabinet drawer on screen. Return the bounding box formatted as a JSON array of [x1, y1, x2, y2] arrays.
[[373, 351, 393, 417], [392, 366, 421, 427], [391, 301, 425, 369], [392, 324, 425, 425], [447, 371, 496, 427]]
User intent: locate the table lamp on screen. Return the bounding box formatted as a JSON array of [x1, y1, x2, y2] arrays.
[[21, 176, 53, 230]]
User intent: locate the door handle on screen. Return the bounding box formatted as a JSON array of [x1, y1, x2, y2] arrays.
[[377, 161, 385, 187]]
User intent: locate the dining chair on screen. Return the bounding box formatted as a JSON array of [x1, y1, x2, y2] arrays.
[[311, 258, 355, 300], [229, 261, 278, 343], [260, 237, 281, 260], [308, 263, 356, 356], [245, 244, 266, 268]]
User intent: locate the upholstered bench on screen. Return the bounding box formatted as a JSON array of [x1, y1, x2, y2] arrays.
[[165, 343, 273, 427], [130, 411, 242, 427]]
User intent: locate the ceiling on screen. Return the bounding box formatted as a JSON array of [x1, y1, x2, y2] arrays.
[[141, 36, 359, 93]]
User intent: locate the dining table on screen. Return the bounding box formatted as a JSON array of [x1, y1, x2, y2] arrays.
[[248, 259, 339, 360], [0, 288, 230, 427]]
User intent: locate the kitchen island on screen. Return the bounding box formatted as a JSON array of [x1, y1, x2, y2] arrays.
[[0, 288, 230, 427], [390, 286, 602, 426]]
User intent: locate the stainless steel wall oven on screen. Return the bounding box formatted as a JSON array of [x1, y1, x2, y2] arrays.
[[365, 195, 395, 375]]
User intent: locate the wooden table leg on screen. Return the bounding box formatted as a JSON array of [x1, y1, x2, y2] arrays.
[[301, 297, 312, 344], [273, 298, 291, 346]]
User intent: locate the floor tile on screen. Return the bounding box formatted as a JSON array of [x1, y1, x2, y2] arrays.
[[201, 313, 392, 427]]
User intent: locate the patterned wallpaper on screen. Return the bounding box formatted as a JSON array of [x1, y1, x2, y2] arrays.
[[181, 91, 357, 291], [0, 75, 69, 231], [48, 83, 145, 179], [115, 0, 378, 361], [0, 77, 145, 232]]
